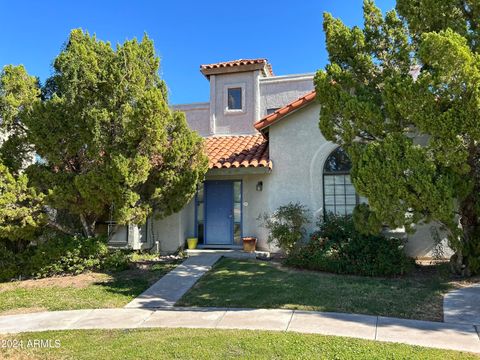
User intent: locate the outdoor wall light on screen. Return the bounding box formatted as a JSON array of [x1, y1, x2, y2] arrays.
[[256, 181, 263, 191]]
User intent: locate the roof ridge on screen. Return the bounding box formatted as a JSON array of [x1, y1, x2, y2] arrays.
[[200, 59, 274, 77]]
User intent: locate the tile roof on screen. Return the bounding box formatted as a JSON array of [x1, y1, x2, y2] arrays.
[[200, 59, 274, 77], [204, 134, 271, 170], [254, 91, 317, 131]]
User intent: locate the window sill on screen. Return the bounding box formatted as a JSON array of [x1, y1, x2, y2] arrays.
[[224, 109, 246, 116]]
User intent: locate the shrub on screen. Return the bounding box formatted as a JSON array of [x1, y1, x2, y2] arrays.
[[27, 235, 110, 278], [0, 243, 20, 281], [286, 213, 414, 276], [259, 202, 310, 254], [103, 250, 130, 272]]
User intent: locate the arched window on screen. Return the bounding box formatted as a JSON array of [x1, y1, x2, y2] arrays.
[[323, 147, 360, 215]]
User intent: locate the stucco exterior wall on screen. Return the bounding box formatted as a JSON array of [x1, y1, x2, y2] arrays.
[[268, 104, 333, 235], [172, 103, 210, 137], [211, 71, 259, 135], [259, 74, 314, 117], [145, 199, 195, 254], [406, 222, 454, 259], [266, 103, 453, 258], [173, 72, 315, 137]]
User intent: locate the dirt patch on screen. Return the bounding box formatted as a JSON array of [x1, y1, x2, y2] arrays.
[[0, 272, 112, 292]]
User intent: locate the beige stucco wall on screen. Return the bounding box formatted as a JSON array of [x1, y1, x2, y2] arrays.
[[172, 103, 210, 137], [145, 200, 195, 254], [173, 72, 315, 137], [259, 74, 314, 117], [211, 71, 260, 135], [268, 104, 334, 235], [266, 103, 453, 258]]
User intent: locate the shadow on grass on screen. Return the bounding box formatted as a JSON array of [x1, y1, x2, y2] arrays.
[[177, 258, 456, 321], [92, 261, 181, 299]]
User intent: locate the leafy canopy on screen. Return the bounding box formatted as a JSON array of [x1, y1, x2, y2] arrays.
[[0, 29, 208, 236], [315, 0, 480, 274], [0, 161, 46, 249]]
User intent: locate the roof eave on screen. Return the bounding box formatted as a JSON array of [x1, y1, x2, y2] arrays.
[[254, 91, 317, 132]]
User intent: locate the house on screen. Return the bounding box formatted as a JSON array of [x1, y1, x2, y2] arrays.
[[111, 58, 452, 259]]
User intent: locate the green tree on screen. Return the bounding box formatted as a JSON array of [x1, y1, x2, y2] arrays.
[[0, 161, 46, 251], [0, 65, 39, 174], [315, 0, 480, 275], [0, 29, 208, 237]]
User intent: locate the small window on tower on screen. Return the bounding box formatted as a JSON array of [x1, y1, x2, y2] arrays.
[[227, 87, 242, 110]]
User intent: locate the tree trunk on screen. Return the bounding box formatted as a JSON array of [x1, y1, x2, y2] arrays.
[[79, 214, 93, 238], [452, 143, 480, 276], [47, 220, 75, 236]]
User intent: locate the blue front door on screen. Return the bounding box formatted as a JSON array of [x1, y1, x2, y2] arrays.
[[205, 181, 233, 245]]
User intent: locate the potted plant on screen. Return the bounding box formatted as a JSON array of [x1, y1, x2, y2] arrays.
[[186, 237, 198, 250], [242, 236, 257, 253]]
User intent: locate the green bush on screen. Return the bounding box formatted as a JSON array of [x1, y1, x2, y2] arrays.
[[286, 213, 414, 276], [0, 235, 144, 282], [259, 202, 310, 255], [0, 243, 20, 281], [103, 250, 130, 272], [27, 235, 110, 278]]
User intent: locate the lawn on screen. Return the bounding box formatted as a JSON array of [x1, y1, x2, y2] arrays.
[[0, 328, 477, 360], [177, 258, 468, 321], [0, 260, 180, 315]]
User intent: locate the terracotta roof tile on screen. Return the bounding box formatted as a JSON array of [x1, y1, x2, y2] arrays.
[[200, 59, 274, 77], [254, 90, 316, 131], [204, 134, 272, 170]]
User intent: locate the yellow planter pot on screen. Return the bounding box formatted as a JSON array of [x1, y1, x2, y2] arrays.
[[187, 238, 198, 250]]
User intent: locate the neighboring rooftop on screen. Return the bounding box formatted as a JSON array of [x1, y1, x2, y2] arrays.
[[205, 134, 271, 170], [254, 90, 316, 131], [200, 59, 274, 78]]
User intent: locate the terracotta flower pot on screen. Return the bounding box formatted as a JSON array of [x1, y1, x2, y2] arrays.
[[242, 237, 257, 253]]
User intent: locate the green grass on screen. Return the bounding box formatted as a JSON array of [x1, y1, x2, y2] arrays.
[[1, 328, 477, 359], [0, 261, 179, 314], [177, 258, 456, 321]]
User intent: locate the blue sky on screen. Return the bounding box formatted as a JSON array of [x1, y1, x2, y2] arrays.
[[0, 0, 395, 104]]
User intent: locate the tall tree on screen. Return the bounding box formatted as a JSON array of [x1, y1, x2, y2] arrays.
[[315, 0, 480, 275], [0, 161, 46, 251], [0, 29, 208, 237]]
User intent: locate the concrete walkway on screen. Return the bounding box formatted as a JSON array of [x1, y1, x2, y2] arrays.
[[125, 253, 221, 308], [444, 283, 480, 325], [0, 307, 478, 353]]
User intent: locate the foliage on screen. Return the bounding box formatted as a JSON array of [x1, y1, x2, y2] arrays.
[[0, 161, 46, 251], [0, 65, 39, 174], [286, 214, 413, 277], [102, 250, 130, 272], [0, 29, 208, 237], [352, 203, 384, 236], [27, 235, 110, 278], [259, 202, 310, 254], [0, 243, 19, 281], [315, 0, 480, 275]]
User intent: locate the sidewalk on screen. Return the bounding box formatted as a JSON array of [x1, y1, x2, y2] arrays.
[[0, 307, 478, 354], [125, 253, 221, 308]]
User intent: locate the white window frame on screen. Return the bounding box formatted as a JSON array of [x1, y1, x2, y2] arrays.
[[224, 83, 246, 115]]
